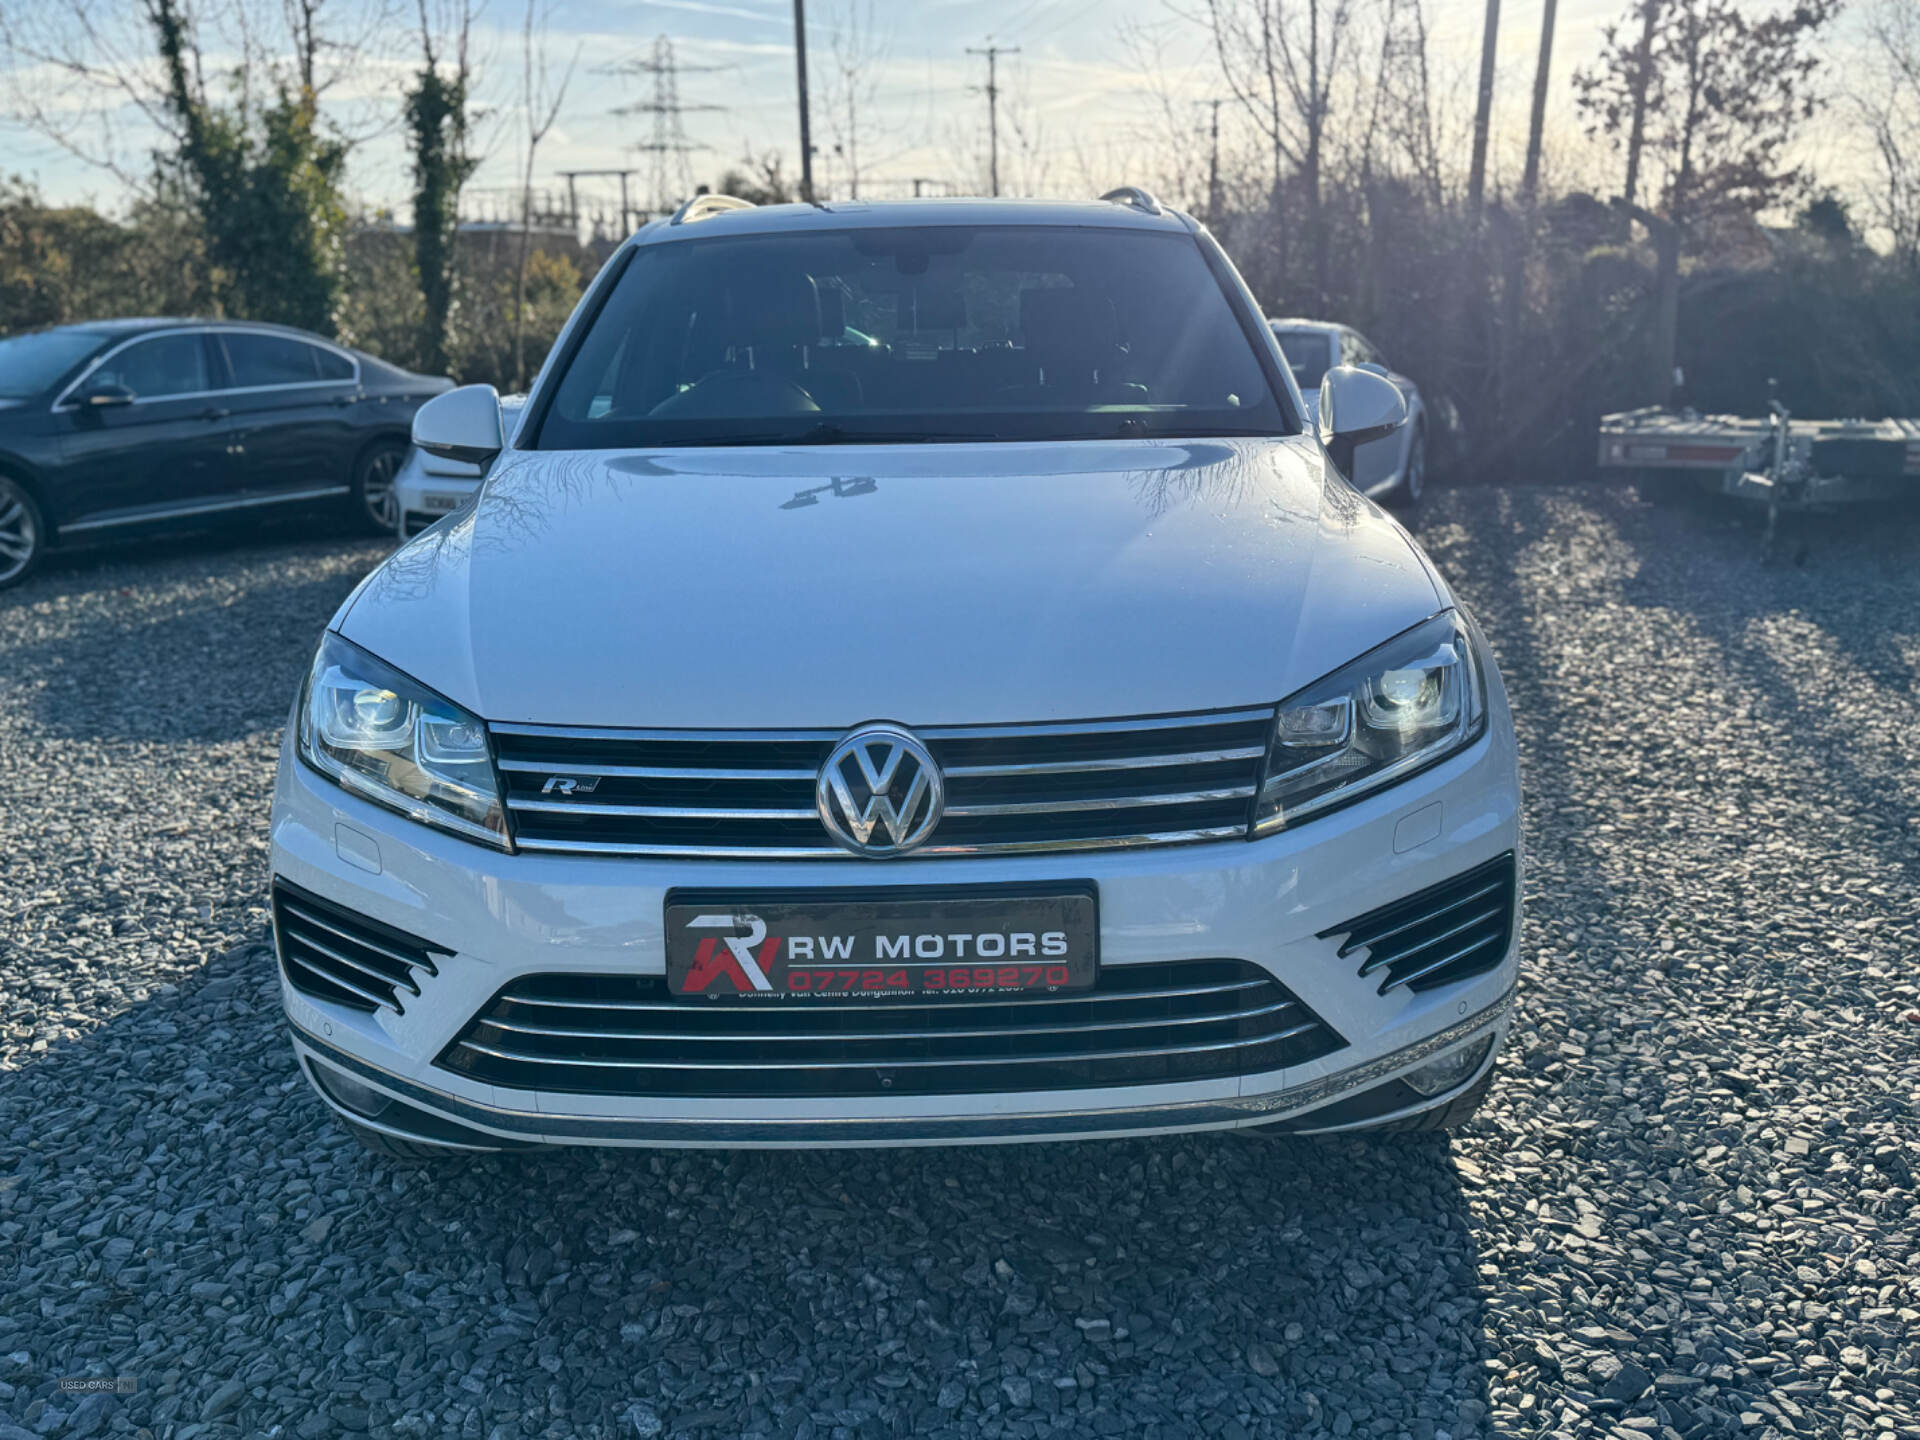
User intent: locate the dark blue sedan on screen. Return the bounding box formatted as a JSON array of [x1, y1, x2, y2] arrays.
[[0, 319, 452, 588]]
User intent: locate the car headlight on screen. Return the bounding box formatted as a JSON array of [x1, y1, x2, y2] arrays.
[[1254, 610, 1487, 834], [297, 631, 509, 849]]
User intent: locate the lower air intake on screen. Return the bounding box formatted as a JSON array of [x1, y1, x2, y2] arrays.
[[436, 959, 1346, 1099], [272, 881, 448, 1016], [1320, 853, 1517, 995]]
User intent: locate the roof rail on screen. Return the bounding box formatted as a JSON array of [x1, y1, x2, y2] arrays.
[[1099, 185, 1164, 217], [671, 193, 756, 226]]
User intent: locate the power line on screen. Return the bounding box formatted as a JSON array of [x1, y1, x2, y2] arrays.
[[604, 36, 725, 215], [966, 43, 1020, 197]]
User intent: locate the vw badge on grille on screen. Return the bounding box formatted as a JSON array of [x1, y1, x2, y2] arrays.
[[816, 724, 945, 856]]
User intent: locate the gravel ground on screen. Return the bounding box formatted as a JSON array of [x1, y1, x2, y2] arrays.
[[2, 489, 1917, 1440]]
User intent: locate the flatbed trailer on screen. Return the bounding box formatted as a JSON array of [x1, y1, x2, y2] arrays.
[[1598, 406, 1920, 512]]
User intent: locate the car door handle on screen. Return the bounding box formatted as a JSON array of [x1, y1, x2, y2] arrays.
[[332, 393, 360, 407], [198, 406, 231, 421]]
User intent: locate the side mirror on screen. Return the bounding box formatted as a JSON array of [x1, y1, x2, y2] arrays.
[[1317, 365, 1407, 480], [413, 384, 504, 467], [1353, 361, 1390, 379], [77, 382, 136, 408]]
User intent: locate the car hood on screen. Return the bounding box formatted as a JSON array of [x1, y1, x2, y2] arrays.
[[339, 437, 1442, 728]]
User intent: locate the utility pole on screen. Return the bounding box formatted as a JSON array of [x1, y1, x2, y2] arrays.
[[1466, 0, 1500, 209], [1520, 0, 1558, 202], [557, 169, 642, 234], [1202, 98, 1223, 228], [793, 0, 815, 202], [1621, 0, 1661, 214], [967, 43, 1020, 197]]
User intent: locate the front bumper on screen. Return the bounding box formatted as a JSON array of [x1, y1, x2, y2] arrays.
[[269, 719, 1522, 1150], [392, 452, 480, 538]]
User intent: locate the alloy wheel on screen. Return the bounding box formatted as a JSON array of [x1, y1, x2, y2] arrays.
[[360, 447, 404, 531], [1402, 430, 1427, 503], [0, 477, 40, 587]]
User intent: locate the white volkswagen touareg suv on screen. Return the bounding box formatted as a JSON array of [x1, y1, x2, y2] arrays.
[[269, 189, 1521, 1156]]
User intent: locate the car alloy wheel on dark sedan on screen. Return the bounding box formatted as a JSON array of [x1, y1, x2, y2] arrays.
[[0, 474, 44, 586]]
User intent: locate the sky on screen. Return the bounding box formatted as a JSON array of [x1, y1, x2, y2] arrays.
[[0, 0, 1858, 222]]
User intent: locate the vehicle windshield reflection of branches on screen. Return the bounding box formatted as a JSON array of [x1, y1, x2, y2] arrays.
[[536, 226, 1294, 450]]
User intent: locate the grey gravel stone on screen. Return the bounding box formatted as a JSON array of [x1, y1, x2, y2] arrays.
[[2, 494, 1918, 1440]]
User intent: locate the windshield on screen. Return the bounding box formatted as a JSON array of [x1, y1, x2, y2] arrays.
[[0, 328, 110, 400], [535, 226, 1290, 448], [1271, 329, 1333, 391]]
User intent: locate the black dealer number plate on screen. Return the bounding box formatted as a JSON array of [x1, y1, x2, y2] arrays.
[[664, 888, 1097, 999]]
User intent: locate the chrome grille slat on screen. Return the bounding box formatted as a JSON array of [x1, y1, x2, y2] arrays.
[[493, 975, 1272, 1013], [437, 960, 1347, 1098], [1319, 853, 1518, 996], [491, 707, 1274, 858], [454, 1029, 1296, 1072], [942, 746, 1265, 778], [505, 798, 818, 820], [473, 995, 1303, 1044], [915, 708, 1275, 740], [943, 786, 1255, 818], [497, 760, 818, 781]]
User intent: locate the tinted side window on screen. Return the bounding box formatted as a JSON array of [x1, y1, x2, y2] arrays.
[[313, 347, 355, 382], [221, 333, 324, 387], [1272, 330, 1332, 389], [94, 334, 211, 400]]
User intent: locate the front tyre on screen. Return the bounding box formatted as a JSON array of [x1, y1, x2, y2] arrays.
[[1393, 425, 1427, 507], [1372, 1067, 1493, 1132], [342, 1117, 476, 1162], [0, 475, 47, 591], [350, 440, 408, 535]]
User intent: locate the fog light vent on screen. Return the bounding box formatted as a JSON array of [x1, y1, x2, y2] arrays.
[[1319, 852, 1516, 995], [273, 880, 450, 1016]]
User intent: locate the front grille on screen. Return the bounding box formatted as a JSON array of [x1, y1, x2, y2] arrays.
[[1319, 853, 1517, 995], [491, 709, 1274, 858], [272, 881, 449, 1016], [436, 959, 1346, 1098]]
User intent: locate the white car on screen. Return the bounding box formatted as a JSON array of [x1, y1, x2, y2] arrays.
[[393, 394, 528, 538], [1271, 319, 1429, 503], [269, 190, 1520, 1156]]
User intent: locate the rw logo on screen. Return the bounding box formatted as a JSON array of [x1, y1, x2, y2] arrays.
[[681, 914, 780, 993]]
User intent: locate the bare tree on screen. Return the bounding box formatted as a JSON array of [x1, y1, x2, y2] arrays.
[[1188, 0, 1365, 305], [0, 0, 398, 189], [510, 0, 576, 388], [1854, 0, 1920, 268], [1355, 0, 1443, 204], [818, 0, 888, 199], [1576, 0, 1839, 233], [1113, 17, 1219, 214]]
